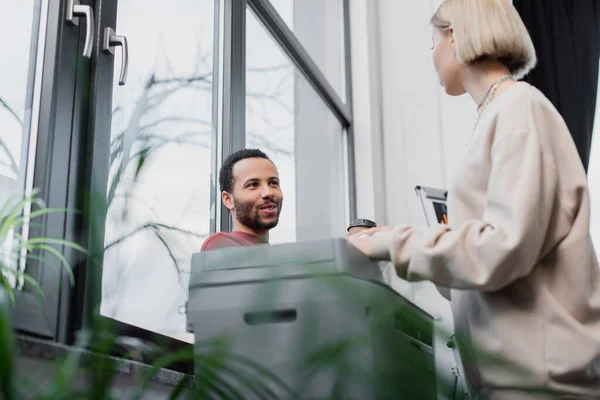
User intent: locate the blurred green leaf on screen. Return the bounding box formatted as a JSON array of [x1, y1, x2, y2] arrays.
[[27, 237, 88, 254], [0, 273, 16, 305], [11, 207, 73, 230], [0, 267, 45, 302], [0, 196, 31, 242], [37, 332, 93, 399], [27, 244, 75, 285], [0, 195, 21, 221], [0, 290, 16, 400], [134, 147, 150, 180]]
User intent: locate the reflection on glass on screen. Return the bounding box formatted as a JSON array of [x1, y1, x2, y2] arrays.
[[100, 0, 213, 341], [0, 0, 42, 287], [268, 0, 346, 99], [246, 10, 297, 244], [246, 10, 348, 244]]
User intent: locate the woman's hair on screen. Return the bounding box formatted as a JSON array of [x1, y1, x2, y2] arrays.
[[430, 0, 537, 79]]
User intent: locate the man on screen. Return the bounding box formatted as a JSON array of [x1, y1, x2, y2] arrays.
[[201, 148, 283, 251]]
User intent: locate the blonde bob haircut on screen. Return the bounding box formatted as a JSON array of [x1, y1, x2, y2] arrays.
[[430, 0, 537, 79]]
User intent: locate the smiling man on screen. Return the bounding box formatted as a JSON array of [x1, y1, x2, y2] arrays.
[[201, 149, 283, 251]]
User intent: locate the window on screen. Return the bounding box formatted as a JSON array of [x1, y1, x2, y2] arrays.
[[4, 0, 355, 349], [92, 0, 354, 342], [0, 0, 45, 288], [100, 0, 214, 340], [246, 9, 297, 243], [246, 9, 349, 243], [269, 0, 346, 99]]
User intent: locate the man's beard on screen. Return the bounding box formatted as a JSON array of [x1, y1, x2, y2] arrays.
[[233, 198, 281, 231]]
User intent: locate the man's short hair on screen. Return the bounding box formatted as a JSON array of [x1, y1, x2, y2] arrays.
[[219, 149, 271, 193]]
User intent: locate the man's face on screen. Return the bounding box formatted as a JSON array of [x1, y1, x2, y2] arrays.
[[225, 157, 283, 232]]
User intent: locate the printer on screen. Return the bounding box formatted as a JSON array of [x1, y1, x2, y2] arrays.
[[187, 238, 437, 399]]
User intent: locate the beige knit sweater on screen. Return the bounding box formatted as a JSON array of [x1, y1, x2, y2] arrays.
[[371, 82, 600, 397]]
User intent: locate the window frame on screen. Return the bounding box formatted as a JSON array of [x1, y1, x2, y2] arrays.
[[13, 0, 357, 361], [216, 0, 356, 233], [12, 0, 88, 343]]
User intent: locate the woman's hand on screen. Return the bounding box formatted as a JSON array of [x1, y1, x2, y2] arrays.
[[346, 225, 391, 238], [347, 234, 373, 256], [346, 225, 392, 257]]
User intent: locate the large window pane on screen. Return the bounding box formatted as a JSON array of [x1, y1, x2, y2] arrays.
[[100, 0, 213, 341], [0, 0, 44, 287], [267, 0, 346, 100], [0, 1, 38, 187], [246, 9, 348, 244]]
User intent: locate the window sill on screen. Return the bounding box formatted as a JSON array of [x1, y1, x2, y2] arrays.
[[16, 334, 194, 393]]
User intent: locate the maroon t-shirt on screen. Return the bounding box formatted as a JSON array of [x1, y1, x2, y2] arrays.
[[200, 231, 267, 252]]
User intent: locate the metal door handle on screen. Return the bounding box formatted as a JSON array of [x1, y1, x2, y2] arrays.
[[103, 27, 128, 86], [66, 0, 94, 58]]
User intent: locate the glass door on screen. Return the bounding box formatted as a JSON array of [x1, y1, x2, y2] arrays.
[[81, 0, 216, 342]]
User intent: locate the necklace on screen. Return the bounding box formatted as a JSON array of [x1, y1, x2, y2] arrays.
[[465, 75, 514, 147]]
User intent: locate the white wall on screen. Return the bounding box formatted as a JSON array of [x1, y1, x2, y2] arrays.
[[350, 1, 478, 397], [348, 0, 387, 225], [377, 0, 476, 227], [350, 0, 475, 228], [351, 0, 476, 311]]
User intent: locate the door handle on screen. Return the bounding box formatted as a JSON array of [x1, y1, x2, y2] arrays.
[[66, 0, 94, 59], [102, 27, 129, 86]]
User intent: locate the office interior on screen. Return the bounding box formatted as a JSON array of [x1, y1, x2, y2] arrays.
[[1, 0, 599, 398]]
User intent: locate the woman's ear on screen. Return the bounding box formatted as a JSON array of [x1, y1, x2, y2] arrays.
[[447, 27, 457, 57], [447, 26, 455, 47], [222, 191, 234, 211]]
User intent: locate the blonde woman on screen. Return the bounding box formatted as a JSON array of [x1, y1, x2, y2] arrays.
[[348, 0, 600, 398]]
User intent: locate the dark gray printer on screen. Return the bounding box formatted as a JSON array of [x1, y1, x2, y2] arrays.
[[187, 238, 436, 399]]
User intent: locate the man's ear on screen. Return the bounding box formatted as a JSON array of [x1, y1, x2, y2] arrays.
[[222, 191, 234, 211]]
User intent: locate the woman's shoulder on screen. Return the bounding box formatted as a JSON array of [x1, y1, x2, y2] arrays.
[[491, 82, 567, 137], [485, 82, 573, 159], [495, 82, 563, 123]]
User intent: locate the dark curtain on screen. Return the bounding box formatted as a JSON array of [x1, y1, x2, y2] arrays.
[[514, 0, 600, 172]]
